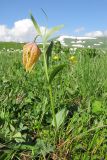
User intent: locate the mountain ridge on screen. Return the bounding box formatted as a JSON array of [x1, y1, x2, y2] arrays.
[[55, 35, 107, 49]]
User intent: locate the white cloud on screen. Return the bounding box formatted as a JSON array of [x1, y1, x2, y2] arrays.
[[85, 30, 107, 37], [74, 27, 85, 33], [0, 19, 46, 42]]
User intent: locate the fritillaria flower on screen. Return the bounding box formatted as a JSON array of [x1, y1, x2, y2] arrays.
[[23, 42, 41, 72]]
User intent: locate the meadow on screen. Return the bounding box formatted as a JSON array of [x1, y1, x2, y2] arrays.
[[0, 40, 107, 160]]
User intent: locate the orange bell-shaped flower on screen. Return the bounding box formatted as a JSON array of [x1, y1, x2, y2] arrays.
[[23, 42, 41, 72]]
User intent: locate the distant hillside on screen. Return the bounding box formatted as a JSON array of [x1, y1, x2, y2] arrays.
[[0, 36, 107, 50], [0, 42, 25, 50], [56, 36, 107, 49]]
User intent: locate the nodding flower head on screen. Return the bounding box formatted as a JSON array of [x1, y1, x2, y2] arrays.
[[23, 42, 41, 72]]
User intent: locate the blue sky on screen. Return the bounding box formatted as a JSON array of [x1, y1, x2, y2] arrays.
[[0, 0, 107, 41]]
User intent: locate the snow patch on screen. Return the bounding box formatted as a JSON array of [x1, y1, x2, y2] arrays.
[[94, 44, 101, 46], [57, 35, 96, 43], [72, 44, 84, 48]]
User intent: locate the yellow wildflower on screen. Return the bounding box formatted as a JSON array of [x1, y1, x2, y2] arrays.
[[52, 55, 59, 60], [23, 42, 41, 72], [69, 56, 77, 63]]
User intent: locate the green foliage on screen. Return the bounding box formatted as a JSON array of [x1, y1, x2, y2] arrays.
[[30, 13, 42, 36], [52, 108, 68, 129], [62, 46, 70, 54], [46, 41, 54, 67], [45, 25, 64, 41], [92, 100, 103, 114], [0, 42, 25, 50], [53, 41, 62, 53], [49, 64, 66, 84], [0, 43, 107, 159], [76, 48, 100, 58]]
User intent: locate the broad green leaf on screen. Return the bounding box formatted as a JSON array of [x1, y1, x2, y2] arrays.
[[14, 137, 25, 143], [13, 132, 25, 143], [52, 108, 68, 129], [92, 100, 103, 114], [46, 41, 53, 67], [49, 64, 66, 84], [30, 13, 41, 35], [10, 124, 15, 132], [45, 24, 64, 41], [13, 132, 22, 138]]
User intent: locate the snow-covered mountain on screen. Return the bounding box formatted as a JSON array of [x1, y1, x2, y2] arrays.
[[55, 35, 107, 48], [57, 35, 96, 41]]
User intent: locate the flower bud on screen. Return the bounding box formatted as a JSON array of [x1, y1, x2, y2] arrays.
[[23, 42, 41, 72]]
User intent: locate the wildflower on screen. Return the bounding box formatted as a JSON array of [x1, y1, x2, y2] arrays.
[[52, 55, 59, 60], [23, 42, 41, 72], [69, 56, 77, 63]]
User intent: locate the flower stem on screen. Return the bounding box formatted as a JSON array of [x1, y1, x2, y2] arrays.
[[43, 42, 49, 81], [49, 84, 57, 129], [42, 41, 57, 130]]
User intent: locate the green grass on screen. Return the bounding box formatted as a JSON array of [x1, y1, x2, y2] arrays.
[[0, 43, 107, 160], [0, 42, 25, 50]]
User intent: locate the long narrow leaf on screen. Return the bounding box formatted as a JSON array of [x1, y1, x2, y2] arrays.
[[49, 64, 66, 84], [30, 13, 41, 35], [46, 41, 54, 67], [41, 8, 48, 20], [45, 25, 64, 41], [48, 35, 60, 42]]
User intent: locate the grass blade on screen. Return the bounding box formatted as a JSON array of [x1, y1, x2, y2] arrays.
[[41, 8, 48, 20], [46, 41, 54, 67], [30, 13, 41, 36]]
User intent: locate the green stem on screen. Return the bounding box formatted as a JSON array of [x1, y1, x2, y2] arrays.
[[49, 85, 57, 129], [42, 41, 57, 131], [43, 42, 49, 81]]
